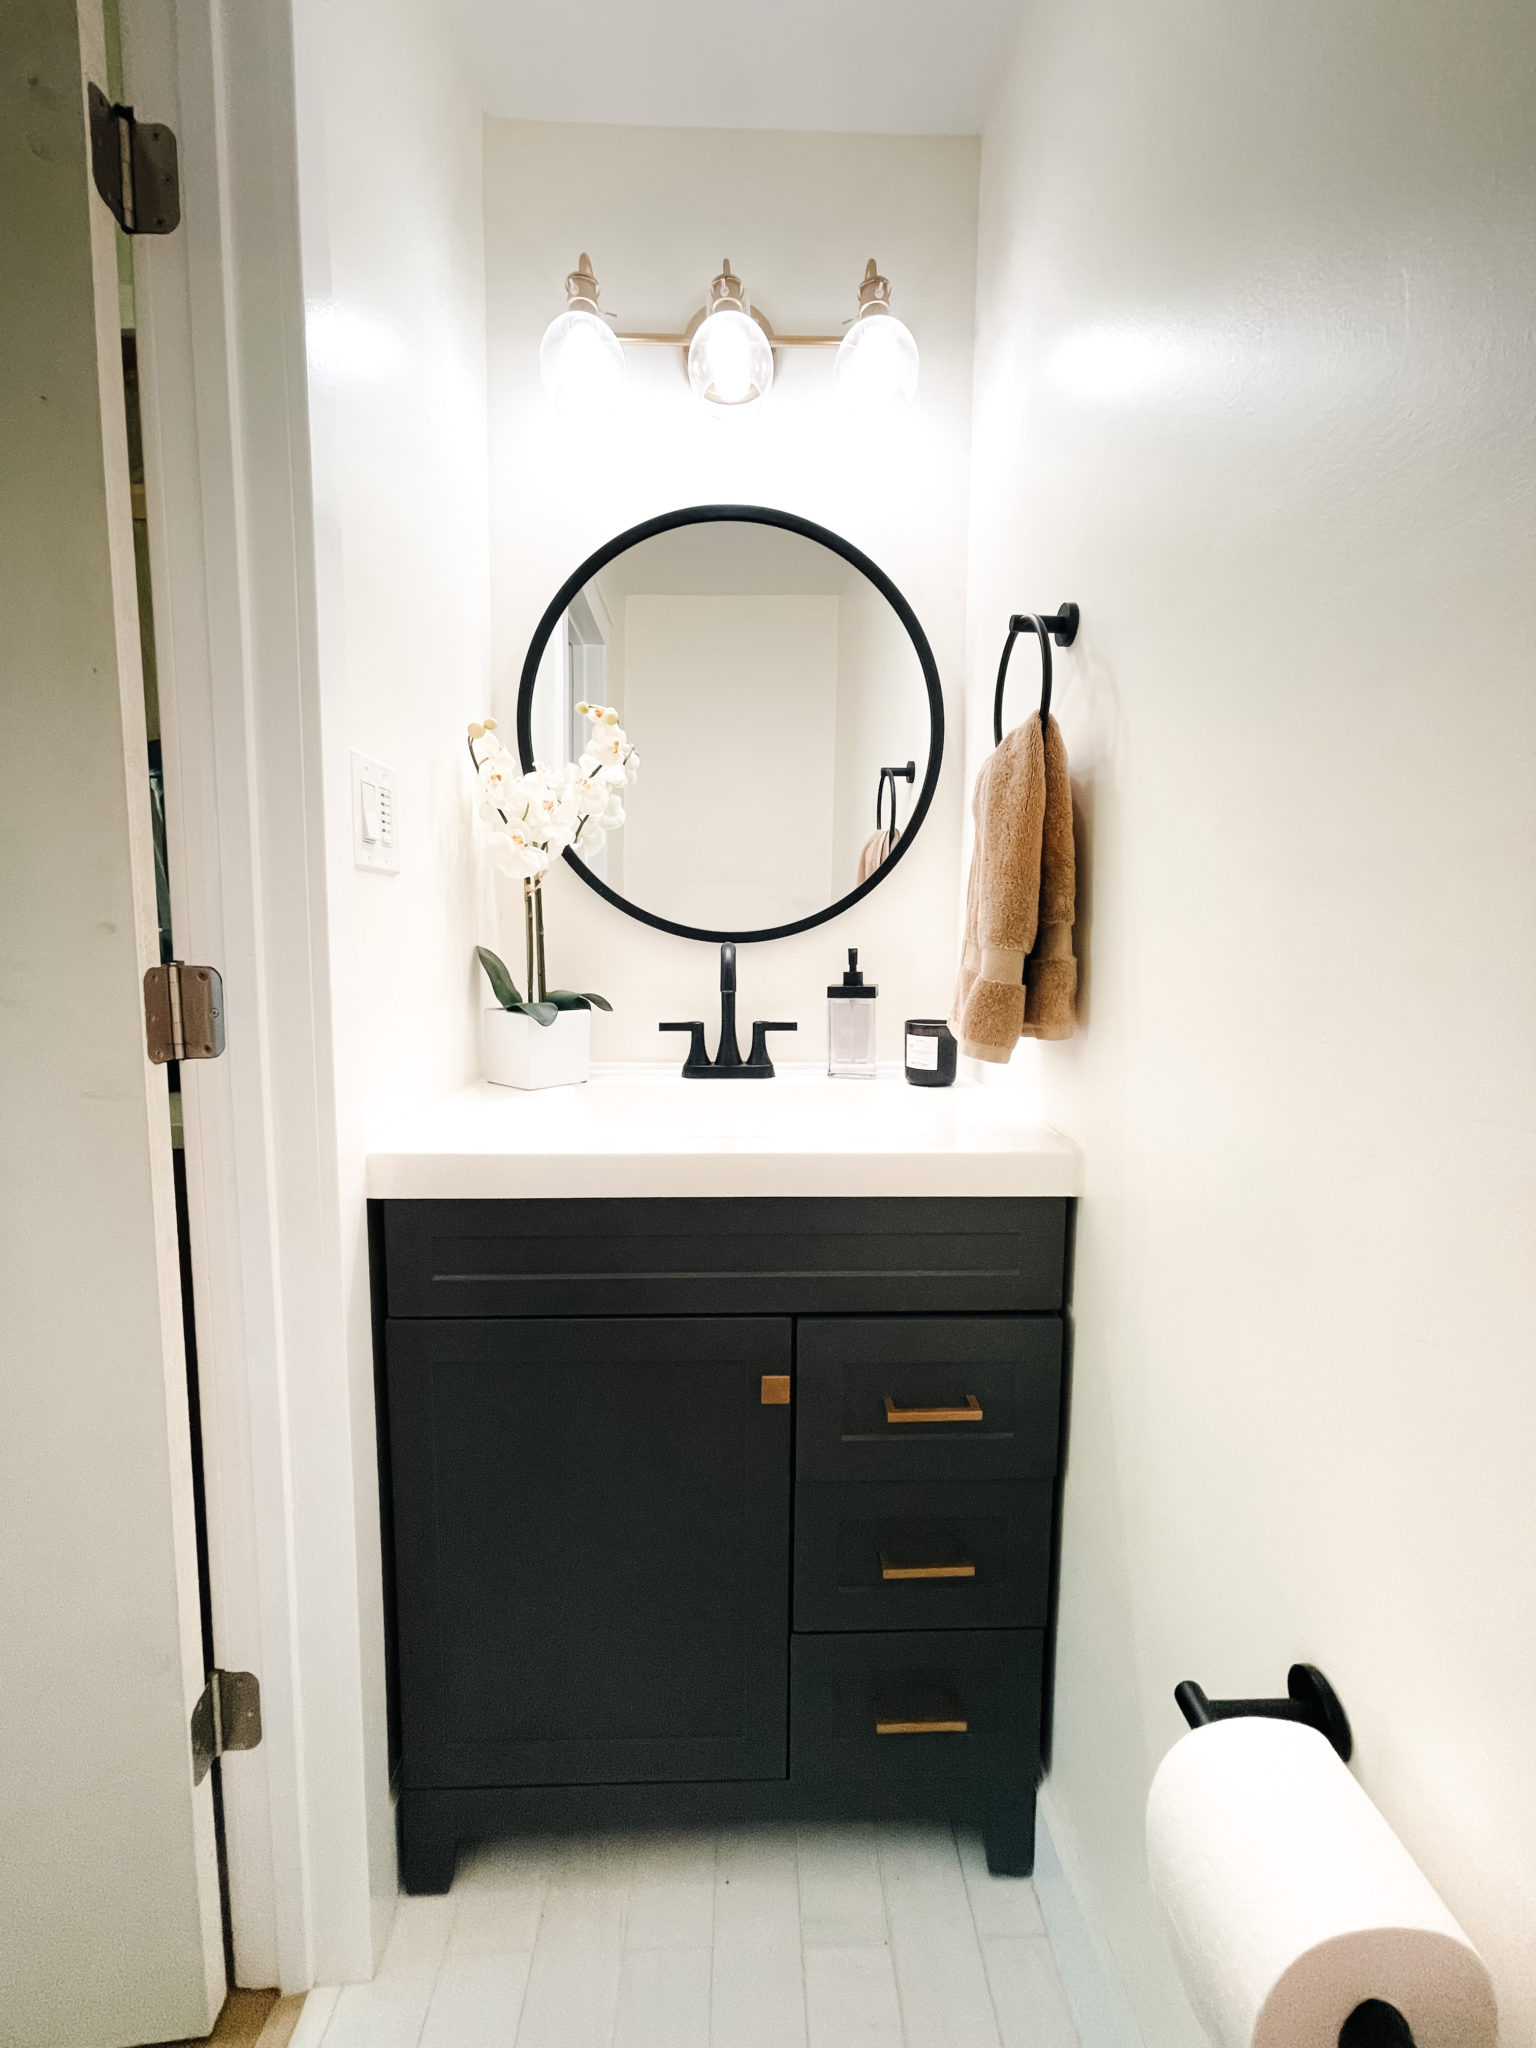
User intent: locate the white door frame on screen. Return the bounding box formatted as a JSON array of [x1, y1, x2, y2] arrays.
[[121, 0, 386, 1991]]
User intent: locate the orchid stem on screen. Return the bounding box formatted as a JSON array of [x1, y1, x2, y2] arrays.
[[523, 878, 536, 1000], [534, 880, 548, 1002]]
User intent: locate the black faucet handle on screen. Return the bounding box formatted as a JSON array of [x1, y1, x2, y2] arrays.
[[747, 1020, 798, 1076], [659, 1020, 711, 1077]]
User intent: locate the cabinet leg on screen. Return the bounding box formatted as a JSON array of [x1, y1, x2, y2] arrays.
[[398, 1791, 461, 1895], [983, 1790, 1036, 1877]]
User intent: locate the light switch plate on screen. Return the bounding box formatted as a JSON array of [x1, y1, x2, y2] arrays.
[[351, 750, 399, 873]]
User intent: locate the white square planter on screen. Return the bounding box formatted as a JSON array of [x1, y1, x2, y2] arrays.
[[483, 1005, 590, 1091]]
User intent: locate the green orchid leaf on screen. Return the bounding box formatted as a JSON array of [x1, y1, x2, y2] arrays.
[[517, 1000, 559, 1027], [475, 945, 521, 1009], [544, 988, 614, 1013]]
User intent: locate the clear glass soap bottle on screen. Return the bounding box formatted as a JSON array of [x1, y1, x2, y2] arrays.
[[827, 947, 878, 1078]]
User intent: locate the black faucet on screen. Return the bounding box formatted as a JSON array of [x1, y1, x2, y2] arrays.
[[659, 944, 798, 1079]]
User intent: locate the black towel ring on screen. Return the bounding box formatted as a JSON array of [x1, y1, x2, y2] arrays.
[[993, 604, 1080, 747], [876, 760, 916, 841]]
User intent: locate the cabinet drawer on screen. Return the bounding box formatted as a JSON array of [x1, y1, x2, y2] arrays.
[[791, 1629, 1042, 1788], [796, 1318, 1062, 1484], [382, 1198, 1067, 1318], [794, 1480, 1053, 1632]]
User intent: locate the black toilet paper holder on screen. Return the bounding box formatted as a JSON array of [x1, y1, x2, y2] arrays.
[[1173, 1661, 1353, 1762], [1173, 1668, 1421, 2047]]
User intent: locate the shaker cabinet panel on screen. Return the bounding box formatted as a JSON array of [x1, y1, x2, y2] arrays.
[[387, 1316, 792, 1789], [383, 1197, 1068, 1318], [796, 1316, 1063, 1484]]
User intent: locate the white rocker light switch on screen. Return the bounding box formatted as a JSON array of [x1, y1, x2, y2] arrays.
[[351, 750, 399, 872]]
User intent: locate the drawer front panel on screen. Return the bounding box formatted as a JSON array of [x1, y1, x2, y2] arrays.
[[794, 1480, 1053, 1632], [383, 1197, 1067, 1319], [791, 1629, 1042, 1787], [797, 1317, 1062, 1484]]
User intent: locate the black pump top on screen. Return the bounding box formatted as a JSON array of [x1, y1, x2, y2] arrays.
[[828, 946, 878, 999]]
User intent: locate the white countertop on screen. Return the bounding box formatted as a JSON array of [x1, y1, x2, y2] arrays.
[[367, 1064, 1081, 1201]]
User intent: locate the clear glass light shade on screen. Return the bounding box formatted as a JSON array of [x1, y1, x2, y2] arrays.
[[687, 308, 774, 411], [539, 308, 626, 409], [834, 314, 920, 412]]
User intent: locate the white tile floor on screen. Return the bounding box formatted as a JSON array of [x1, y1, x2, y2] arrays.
[[306, 1823, 1079, 2048]]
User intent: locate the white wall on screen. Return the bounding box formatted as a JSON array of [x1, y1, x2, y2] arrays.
[[967, 1, 1536, 2041], [623, 593, 838, 931], [483, 120, 978, 1056], [291, 0, 492, 1974]]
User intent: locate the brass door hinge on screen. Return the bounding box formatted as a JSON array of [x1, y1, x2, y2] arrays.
[[144, 963, 225, 1064], [191, 1669, 262, 1785], [88, 83, 180, 235]]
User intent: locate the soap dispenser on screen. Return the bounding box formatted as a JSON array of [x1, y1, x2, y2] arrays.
[[827, 948, 878, 1078]]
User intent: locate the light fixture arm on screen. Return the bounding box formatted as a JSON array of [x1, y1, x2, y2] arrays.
[[563, 252, 604, 315], [612, 253, 881, 351], [616, 329, 841, 350], [854, 257, 893, 318]]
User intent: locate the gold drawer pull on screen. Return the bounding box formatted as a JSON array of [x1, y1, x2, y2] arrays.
[[876, 1717, 969, 1735], [880, 1552, 976, 1581], [884, 1393, 983, 1425]]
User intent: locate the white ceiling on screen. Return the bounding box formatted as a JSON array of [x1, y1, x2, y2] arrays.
[[441, 0, 1023, 135]]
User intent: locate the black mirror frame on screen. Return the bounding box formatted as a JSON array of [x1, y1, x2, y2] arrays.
[[515, 503, 945, 946]]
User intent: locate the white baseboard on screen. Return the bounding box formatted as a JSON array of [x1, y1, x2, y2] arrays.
[[1035, 1786, 1146, 2048]]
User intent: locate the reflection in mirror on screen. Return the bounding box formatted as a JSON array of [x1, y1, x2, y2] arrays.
[[527, 520, 933, 935]]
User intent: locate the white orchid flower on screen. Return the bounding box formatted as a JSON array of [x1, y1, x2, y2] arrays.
[[477, 752, 517, 808], [579, 751, 631, 791], [503, 765, 580, 851], [572, 815, 608, 859], [582, 721, 629, 772], [486, 824, 551, 878]]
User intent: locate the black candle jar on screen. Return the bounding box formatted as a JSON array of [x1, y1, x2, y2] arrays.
[[904, 1018, 957, 1087]]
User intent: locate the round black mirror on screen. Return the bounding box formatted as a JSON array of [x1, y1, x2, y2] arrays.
[[516, 504, 944, 944]]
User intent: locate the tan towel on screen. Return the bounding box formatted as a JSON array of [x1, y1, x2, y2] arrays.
[[951, 713, 1076, 1060], [856, 827, 891, 884]]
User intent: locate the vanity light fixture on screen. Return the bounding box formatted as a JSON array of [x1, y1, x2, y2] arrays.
[[538, 253, 627, 410], [686, 261, 774, 412], [834, 259, 921, 412], [540, 254, 920, 416]]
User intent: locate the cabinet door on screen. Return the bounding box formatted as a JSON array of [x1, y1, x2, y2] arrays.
[[387, 1317, 792, 1788]]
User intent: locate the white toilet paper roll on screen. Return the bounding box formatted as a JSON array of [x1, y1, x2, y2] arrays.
[[1145, 1719, 1496, 2048]]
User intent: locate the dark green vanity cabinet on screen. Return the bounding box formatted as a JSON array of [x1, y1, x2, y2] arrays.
[[376, 1196, 1069, 1893]]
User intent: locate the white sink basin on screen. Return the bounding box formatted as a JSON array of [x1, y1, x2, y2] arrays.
[[367, 1064, 1080, 1200]]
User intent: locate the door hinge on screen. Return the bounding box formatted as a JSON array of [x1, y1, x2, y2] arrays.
[[191, 1669, 262, 1786], [88, 82, 180, 236], [144, 962, 225, 1064]]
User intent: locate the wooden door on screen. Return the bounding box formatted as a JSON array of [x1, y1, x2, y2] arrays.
[[0, 4, 226, 2042], [387, 1317, 792, 1787]]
